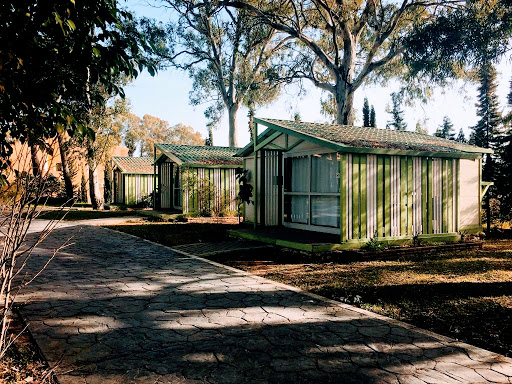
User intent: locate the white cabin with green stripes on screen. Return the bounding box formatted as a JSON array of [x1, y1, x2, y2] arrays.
[[112, 156, 157, 206], [154, 144, 242, 214], [237, 118, 493, 247]]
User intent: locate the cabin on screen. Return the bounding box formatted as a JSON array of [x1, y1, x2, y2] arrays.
[[236, 118, 492, 249], [154, 144, 242, 214], [112, 156, 156, 206]]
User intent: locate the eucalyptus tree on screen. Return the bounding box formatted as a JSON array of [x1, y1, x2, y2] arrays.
[[223, 0, 463, 125], [148, 0, 290, 147]]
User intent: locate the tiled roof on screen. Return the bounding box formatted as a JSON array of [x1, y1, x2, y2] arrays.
[[112, 156, 155, 174], [237, 118, 492, 157], [156, 143, 242, 166]]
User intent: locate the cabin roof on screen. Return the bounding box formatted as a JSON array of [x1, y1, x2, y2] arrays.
[[112, 156, 155, 174], [236, 118, 492, 159], [155, 143, 242, 166]]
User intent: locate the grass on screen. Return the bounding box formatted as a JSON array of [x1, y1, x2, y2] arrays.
[[38, 209, 137, 221], [106, 222, 242, 247], [211, 240, 512, 357]]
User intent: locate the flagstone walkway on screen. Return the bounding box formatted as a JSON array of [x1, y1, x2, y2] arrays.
[[18, 223, 512, 383]]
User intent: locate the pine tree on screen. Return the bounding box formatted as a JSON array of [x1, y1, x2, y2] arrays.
[[472, 62, 502, 231], [456, 128, 467, 143], [386, 93, 407, 131], [496, 77, 512, 221], [80, 171, 88, 203], [434, 116, 455, 140], [369, 106, 376, 127], [363, 97, 370, 127]]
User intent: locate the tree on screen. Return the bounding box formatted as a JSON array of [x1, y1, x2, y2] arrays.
[[125, 114, 204, 156], [415, 120, 428, 135], [370, 106, 377, 128], [472, 62, 502, 231], [363, 98, 370, 127], [145, 1, 288, 147], [496, 77, 512, 221], [224, 0, 462, 125], [456, 128, 467, 143], [435, 116, 455, 140], [403, 0, 512, 81], [0, 0, 156, 182], [386, 93, 407, 131]]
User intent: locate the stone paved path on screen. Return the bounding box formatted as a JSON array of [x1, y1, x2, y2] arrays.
[[18, 223, 512, 384]]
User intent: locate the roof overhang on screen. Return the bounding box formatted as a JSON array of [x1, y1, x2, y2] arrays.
[[155, 144, 184, 166], [238, 118, 491, 160]]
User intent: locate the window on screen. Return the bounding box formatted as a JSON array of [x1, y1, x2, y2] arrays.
[[284, 152, 340, 230]]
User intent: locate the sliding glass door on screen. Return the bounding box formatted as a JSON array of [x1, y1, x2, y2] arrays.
[[284, 152, 340, 233]]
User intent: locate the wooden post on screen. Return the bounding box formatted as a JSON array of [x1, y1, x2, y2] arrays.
[[253, 122, 258, 229]]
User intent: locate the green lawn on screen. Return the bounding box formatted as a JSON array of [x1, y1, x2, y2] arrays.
[[106, 222, 241, 247], [38, 209, 136, 221]]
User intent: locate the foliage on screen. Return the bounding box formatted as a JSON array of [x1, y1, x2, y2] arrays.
[[415, 120, 428, 135], [496, 78, 512, 221], [121, 114, 203, 156], [0, 0, 156, 183], [472, 63, 502, 183], [135, 194, 154, 209], [144, 1, 289, 147], [435, 116, 455, 140], [403, 0, 512, 81], [235, 167, 253, 223], [360, 237, 386, 252], [369, 106, 376, 128], [80, 171, 88, 203], [386, 93, 407, 131], [104, 161, 113, 204], [224, 0, 462, 125], [184, 171, 232, 217], [456, 128, 467, 143], [362, 98, 370, 127]]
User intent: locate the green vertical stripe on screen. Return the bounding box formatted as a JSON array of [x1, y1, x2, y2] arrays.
[[384, 156, 391, 237], [447, 159, 453, 232], [340, 153, 347, 242], [442, 160, 448, 233], [421, 158, 428, 234], [400, 157, 407, 236], [352, 155, 360, 239], [407, 157, 413, 235], [360, 155, 367, 239], [427, 159, 433, 234], [377, 156, 384, 237]]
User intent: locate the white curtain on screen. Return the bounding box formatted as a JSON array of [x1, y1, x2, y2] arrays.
[[291, 156, 309, 192], [311, 153, 339, 193]]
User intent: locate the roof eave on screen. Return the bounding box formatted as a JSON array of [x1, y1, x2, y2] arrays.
[[253, 117, 490, 159]]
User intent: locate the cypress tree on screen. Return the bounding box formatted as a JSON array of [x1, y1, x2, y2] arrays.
[[456, 128, 467, 143], [386, 93, 407, 131], [370, 106, 376, 127], [363, 97, 370, 127], [435, 116, 455, 140], [471, 62, 502, 231]]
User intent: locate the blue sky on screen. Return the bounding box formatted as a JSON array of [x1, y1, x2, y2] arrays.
[[123, 0, 512, 148]]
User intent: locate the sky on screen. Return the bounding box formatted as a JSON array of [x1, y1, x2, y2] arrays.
[[122, 0, 512, 148]]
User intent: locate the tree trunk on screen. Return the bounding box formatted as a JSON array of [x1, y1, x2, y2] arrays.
[[57, 133, 75, 201], [335, 83, 356, 125], [30, 145, 41, 177], [228, 104, 239, 147], [88, 159, 103, 210]]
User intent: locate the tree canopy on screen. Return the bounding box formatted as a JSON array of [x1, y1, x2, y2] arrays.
[[143, 0, 290, 147], [0, 0, 156, 179]]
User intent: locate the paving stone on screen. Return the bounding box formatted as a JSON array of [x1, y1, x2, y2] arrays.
[[16, 222, 512, 384]]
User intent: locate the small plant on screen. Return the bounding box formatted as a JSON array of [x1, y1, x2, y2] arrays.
[[361, 237, 386, 252], [412, 232, 422, 247], [235, 167, 253, 224]]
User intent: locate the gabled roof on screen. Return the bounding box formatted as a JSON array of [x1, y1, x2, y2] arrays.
[[155, 143, 242, 166], [112, 156, 155, 174], [237, 118, 492, 159]]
